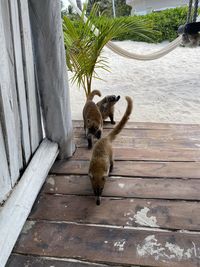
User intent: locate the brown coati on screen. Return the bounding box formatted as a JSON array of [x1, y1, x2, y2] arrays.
[[88, 96, 133, 205], [83, 90, 103, 149], [97, 95, 120, 124]]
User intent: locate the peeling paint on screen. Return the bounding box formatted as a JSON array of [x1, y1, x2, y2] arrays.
[[137, 235, 200, 262], [134, 207, 159, 228], [22, 221, 36, 234], [118, 183, 125, 188], [114, 239, 126, 251], [47, 177, 55, 186]]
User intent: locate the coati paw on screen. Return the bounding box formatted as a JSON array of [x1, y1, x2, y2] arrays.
[[88, 139, 92, 149], [88, 144, 92, 149], [109, 163, 114, 173]]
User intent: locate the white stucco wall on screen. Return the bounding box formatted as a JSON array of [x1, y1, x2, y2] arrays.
[[126, 0, 188, 15]]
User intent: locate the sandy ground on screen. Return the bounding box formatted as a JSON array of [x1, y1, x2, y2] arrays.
[[68, 40, 200, 123]]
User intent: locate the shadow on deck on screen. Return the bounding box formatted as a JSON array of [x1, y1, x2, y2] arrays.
[[7, 121, 200, 267]]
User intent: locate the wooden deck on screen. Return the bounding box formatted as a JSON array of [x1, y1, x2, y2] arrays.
[[7, 121, 200, 267]]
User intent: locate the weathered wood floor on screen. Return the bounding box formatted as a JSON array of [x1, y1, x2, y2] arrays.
[[7, 121, 200, 267]]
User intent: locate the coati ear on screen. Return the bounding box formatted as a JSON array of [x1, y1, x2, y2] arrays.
[[116, 95, 120, 101]]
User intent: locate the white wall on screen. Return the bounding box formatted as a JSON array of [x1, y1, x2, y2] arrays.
[[127, 0, 188, 15]]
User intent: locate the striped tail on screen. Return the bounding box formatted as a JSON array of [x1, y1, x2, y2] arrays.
[[107, 96, 133, 142], [87, 90, 101, 101]]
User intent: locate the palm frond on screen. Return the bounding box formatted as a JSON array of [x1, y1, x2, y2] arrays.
[[63, 4, 154, 96]]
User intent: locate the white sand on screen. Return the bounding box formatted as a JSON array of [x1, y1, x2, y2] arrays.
[[68, 41, 200, 123]]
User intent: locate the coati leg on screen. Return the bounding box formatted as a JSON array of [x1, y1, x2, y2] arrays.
[[109, 153, 114, 173], [109, 113, 115, 125], [87, 133, 93, 149], [109, 161, 114, 173]]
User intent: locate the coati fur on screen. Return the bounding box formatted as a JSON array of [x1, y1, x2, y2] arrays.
[[97, 95, 120, 124], [83, 90, 103, 149], [88, 96, 133, 205]]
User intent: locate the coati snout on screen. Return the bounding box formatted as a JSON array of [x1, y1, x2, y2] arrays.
[[89, 173, 106, 205], [108, 95, 120, 103], [88, 124, 102, 139], [97, 95, 120, 124]]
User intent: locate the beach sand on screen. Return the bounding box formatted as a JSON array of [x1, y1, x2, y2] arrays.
[[69, 40, 200, 123]]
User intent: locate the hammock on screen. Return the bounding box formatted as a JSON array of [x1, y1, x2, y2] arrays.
[[68, 0, 197, 61]]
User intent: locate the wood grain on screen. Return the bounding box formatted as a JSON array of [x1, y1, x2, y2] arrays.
[[0, 1, 20, 186], [72, 120, 200, 130], [14, 221, 200, 267], [51, 160, 200, 179], [73, 147, 200, 161], [44, 175, 200, 200], [7, 254, 114, 267], [74, 136, 200, 149], [9, 0, 31, 164], [30, 194, 200, 231], [0, 122, 11, 203], [0, 139, 58, 267], [28, 0, 75, 159], [18, 0, 42, 153]]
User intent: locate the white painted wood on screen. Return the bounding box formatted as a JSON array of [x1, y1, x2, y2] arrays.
[[0, 139, 58, 267], [127, 0, 188, 14], [18, 0, 42, 153], [29, 0, 75, 159], [9, 0, 31, 164], [1, 0, 23, 171], [0, 2, 20, 186], [0, 122, 11, 204]]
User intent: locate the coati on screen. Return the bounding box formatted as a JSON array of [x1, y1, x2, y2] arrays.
[[88, 96, 133, 205], [97, 95, 120, 124], [83, 90, 103, 149]]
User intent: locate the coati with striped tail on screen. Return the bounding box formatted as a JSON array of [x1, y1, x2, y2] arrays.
[[83, 90, 103, 149], [97, 95, 120, 124], [88, 96, 133, 205]]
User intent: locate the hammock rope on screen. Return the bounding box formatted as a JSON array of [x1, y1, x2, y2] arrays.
[[68, 0, 196, 61]]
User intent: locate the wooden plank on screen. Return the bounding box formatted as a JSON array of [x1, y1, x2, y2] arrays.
[[74, 136, 200, 149], [73, 147, 200, 161], [18, 0, 42, 153], [9, 0, 31, 164], [72, 120, 200, 130], [1, 0, 23, 171], [73, 127, 200, 139], [14, 221, 200, 267], [0, 139, 58, 267], [0, 1, 20, 186], [28, 0, 75, 159], [0, 122, 11, 203], [7, 254, 115, 267], [51, 160, 200, 179], [44, 175, 200, 200], [30, 194, 200, 231]]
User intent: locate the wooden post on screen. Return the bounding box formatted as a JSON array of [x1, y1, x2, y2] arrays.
[[28, 0, 75, 159]]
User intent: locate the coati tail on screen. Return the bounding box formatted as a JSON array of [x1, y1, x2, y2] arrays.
[[87, 90, 101, 101], [107, 96, 133, 142]]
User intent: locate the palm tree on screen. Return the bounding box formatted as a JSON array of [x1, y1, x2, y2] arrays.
[[63, 4, 153, 97]]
